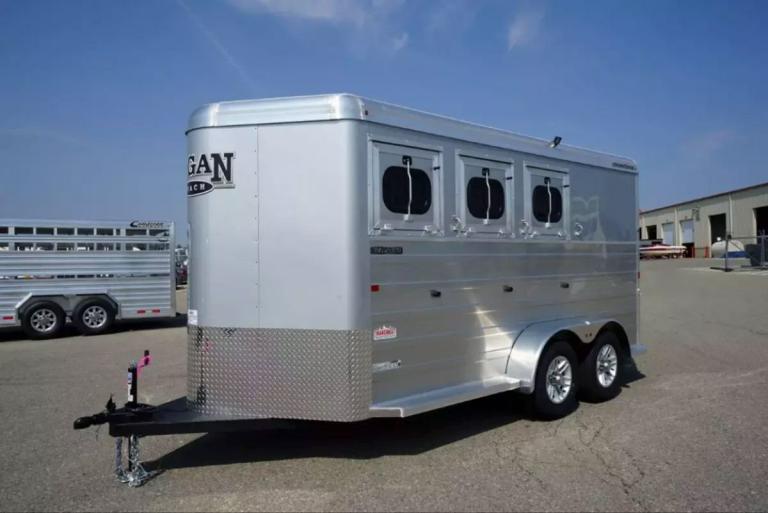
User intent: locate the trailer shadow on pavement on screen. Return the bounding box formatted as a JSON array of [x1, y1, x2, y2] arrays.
[[0, 314, 188, 343], [144, 370, 645, 474], [144, 394, 533, 472]]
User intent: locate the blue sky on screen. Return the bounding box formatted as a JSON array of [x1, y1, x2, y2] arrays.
[[1, 0, 767, 235]]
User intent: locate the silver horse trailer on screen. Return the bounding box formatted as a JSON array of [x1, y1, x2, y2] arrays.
[[0, 219, 176, 338], [75, 95, 644, 486]]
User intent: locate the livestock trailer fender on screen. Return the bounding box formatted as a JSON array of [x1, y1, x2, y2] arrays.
[[505, 317, 638, 393]]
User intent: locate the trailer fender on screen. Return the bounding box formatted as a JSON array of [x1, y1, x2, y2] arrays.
[[16, 291, 119, 317], [506, 318, 618, 393]]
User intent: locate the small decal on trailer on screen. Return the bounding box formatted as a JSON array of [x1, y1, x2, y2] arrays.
[[187, 309, 198, 326], [373, 360, 402, 373], [374, 325, 397, 340], [371, 246, 404, 255], [187, 152, 235, 197], [129, 221, 166, 229]]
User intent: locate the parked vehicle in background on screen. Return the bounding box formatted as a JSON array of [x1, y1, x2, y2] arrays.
[[710, 237, 748, 258], [175, 260, 188, 285], [174, 246, 188, 285], [0, 220, 176, 338], [639, 239, 686, 259]]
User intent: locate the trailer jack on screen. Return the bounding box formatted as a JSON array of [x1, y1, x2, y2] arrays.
[[115, 435, 156, 487], [74, 350, 159, 487]]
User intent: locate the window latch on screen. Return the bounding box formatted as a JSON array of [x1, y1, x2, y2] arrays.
[[373, 223, 393, 235], [519, 219, 531, 238], [482, 168, 492, 225], [451, 215, 466, 234], [402, 156, 413, 221]]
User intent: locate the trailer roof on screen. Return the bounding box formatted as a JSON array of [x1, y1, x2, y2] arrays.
[[187, 94, 637, 173], [0, 219, 172, 228]]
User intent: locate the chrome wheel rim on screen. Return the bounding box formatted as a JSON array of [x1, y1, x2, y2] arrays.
[[545, 355, 573, 404], [596, 344, 618, 388], [30, 308, 58, 333], [82, 306, 107, 329]]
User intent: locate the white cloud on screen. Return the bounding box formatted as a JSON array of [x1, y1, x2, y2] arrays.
[[390, 32, 409, 52], [177, 0, 259, 92], [229, 0, 369, 27], [682, 130, 736, 158], [507, 8, 545, 50], [0, 127, 88, 147], [228, 0, 409, 53]]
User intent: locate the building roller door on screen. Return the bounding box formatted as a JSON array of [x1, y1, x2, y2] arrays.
[[662, 222, 674, 245], [680, 219, 694, 257], [680, 220, 694, 243]]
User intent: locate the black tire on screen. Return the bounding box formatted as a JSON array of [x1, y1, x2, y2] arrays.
[[532, 340, 579, 419], [73, 298, 115, 336], [579, 331, 625, 402], [21, 300, 65, 339]]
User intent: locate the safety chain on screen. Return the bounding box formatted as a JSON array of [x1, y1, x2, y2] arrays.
[[114, 435, 155, 487]]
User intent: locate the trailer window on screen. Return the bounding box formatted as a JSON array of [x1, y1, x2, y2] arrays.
[[96, 228, 114, 236], [127, 229, 147, 236], [467, 175, 504, 220], [77, 228, 94, 236], [57, 243, 75, 251], [16, 227, 33, 235], [97, 243, 115, 251], [532, 182, 562, 224], [0, 242, 8, 251], [76, 243, 94, 251], [126, 243, 147, 251], [36, 227, 54, 235], [382, 166, 432, 215], [0, 227, 8, 234], [15, 242, 34, 251], [57, 227, 74, 235], [149, 229, 169, 237]]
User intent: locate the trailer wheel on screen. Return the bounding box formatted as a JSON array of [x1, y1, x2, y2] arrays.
[[532, 340, 579, 419], [21, 300, 66, 339], [73, 298, 115, 336], [579, 331, 624, 402]]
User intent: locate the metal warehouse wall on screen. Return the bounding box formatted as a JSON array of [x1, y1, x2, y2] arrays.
[[639, 183, 768, 256]]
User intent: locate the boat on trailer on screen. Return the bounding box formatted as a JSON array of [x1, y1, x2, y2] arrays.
[[639, 239, 686, 259]]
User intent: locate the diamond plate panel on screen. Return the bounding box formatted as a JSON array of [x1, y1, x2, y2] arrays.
[[187, 326, 372, 421]]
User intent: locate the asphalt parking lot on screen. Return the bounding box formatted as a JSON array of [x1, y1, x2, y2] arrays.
[[1, 260, 767, 512]]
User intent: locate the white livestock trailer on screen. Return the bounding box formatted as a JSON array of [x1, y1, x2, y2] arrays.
[[75, 95, 645, 486]]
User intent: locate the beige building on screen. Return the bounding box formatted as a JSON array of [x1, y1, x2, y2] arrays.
[[639, 182, 768, 257]]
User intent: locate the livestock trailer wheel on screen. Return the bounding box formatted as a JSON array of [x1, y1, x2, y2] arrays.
[[22, 300, 65, 339], [74, 298, 115, 336], [532, 340, 579, 419], [579, 331, 624, 402]]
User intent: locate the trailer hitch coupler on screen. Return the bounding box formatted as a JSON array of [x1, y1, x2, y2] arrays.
[[73, 416, 93, 430], [73, 411, 107, 430]]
